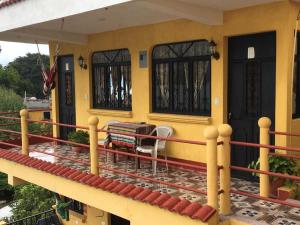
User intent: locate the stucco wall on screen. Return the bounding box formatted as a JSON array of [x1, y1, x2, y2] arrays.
[[50, 1, 300, 162]]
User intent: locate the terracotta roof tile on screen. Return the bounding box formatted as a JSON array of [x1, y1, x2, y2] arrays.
[[0, 0, 23, 9], [152, 193, 172, 206], [0, 149, 216, 222], [191, 205, 216, 222], [111, 182, 128, 193], [118, 184, 135, 195], [91, 177, 105, 187], [171, 199, 191, 213], [126, 187, 144, 198], [161, 197, 181, 210], [143, 191, 161, 203], [181, 202, 202, 216], [104, 180, 120, 191], [134, 188, 152, 201], [98, 179, 113, 189]]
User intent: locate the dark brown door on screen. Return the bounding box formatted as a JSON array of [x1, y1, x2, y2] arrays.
[[228, 32, 276, 180], [57, 55, 76, 140]]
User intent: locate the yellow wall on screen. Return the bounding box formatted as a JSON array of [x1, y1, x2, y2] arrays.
[[50, 0, 300, 163], [28, 110, 52, 121], [0, 159, 217, 225]]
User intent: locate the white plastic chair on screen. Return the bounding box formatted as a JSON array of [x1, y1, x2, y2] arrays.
[[98, 120, 120, 162], [136, 125, 173, 175]]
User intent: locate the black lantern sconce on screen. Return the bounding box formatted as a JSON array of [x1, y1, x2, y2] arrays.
[[209, 40, 220, 60], [78, 55, 87, 70]]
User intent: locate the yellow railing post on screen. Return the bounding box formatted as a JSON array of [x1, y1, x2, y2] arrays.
[[204, 126, 219, 210], [258, 117, 271, 197], [20, 109, 29, 156], [88, 116, 99, 175], [218, 124, 232, 215]]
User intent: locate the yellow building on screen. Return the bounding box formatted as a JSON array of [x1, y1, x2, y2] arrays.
[[1, 0, 300, 225]]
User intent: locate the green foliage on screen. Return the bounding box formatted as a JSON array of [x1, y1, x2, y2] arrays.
[[67, 130, 89, 144], [10, 184, 55, 221], [249, 156, 299, 183], [28, 123, 52, 136], [0, 172, 14, 201], [0, 86, 23, 112], [1, 53, 49, 99]]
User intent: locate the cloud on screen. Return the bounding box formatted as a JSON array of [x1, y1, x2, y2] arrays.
[[0, 41, 49, 66]]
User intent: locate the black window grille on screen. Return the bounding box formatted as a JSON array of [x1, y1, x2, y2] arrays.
[[152, 40, 211, 115], [293, 32, 300, 118], [92, 49, 132, 110]]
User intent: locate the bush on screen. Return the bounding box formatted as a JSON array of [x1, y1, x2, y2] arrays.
[[0, 86, 23, 112], [67, 130, 89, 145], [10, 184, 55, 221], [0, 172, 14, 201]]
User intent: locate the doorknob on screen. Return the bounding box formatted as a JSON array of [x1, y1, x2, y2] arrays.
[[228, 112, 232, 120]]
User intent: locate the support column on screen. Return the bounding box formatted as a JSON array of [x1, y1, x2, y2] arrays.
[[258, 117, 271, 197], [20, 109, 29, 156], [89, 116, 99, 175], [204, 126, 219, 210], [218, 124, 232, 215]]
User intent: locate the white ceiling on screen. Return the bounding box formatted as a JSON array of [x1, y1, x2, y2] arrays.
[[0, 0, 290, 44]]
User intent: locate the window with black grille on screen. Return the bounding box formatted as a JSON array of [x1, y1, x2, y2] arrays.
[[92, 49, 132, 110], [152, 40, 211, 115]]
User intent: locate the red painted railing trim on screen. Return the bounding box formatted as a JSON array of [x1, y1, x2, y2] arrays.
[[269, 130, 300, 137], [230, 165, 300, 182], [99, 129, 207, 146], [230, 140, 300, 153]]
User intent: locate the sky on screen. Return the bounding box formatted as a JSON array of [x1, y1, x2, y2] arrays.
[[0, 41, 49, 66]]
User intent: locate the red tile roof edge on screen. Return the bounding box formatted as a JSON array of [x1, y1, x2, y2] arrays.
[[0, 150, 216, 222], [0, 0, 24, 9]]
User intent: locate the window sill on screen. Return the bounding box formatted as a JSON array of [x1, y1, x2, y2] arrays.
[[147, 113, 211, 125], [69, 210, 86, 223], [87, 109, 133, 118]]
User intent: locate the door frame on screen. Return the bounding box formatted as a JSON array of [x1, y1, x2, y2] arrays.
[[56, 54, 76, 139]]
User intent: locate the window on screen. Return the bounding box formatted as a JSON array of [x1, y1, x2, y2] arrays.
[[152, 40, 211, 115], [293, 32, 300, 118], [92, 49, 132, 110], [65, 198, 84, 214]]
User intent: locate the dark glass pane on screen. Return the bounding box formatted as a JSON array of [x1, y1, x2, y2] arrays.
[[93, 49, 131, 64], [108, 66, 119, 108], [153, 40, 210, 60], [154, 63, 169, 111], [246, 61, 261, 116], [193, 60, 210, 113], [173, 62, 189, 112], [93, 66, 106, 107], [65, 72, 72, 106]]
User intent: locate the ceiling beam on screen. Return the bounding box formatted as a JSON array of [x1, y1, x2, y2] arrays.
[[140, 0, 223, 25], [7, 28, 88, 45]]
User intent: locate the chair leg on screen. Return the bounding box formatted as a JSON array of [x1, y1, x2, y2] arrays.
[[152, 150, 157, 176], [164, 149, 168, 172]]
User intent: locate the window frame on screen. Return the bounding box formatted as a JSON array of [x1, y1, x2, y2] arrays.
[[152, 40, 211, 116], [91, 48, 132, 111]]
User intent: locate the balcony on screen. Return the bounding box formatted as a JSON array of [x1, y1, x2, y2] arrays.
[[0, 110, 299, 224]]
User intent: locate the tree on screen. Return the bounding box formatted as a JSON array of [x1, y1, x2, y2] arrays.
[[0, 172, 14, 202], [6, 53, 49, 99], [10, 184, 55, 220]]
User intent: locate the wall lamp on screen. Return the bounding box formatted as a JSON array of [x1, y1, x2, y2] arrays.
[[78, 55, 87, 70], [209, 40, 220, 60]]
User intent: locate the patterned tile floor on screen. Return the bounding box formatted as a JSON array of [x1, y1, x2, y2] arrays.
[[10, 143, 300, 224]]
